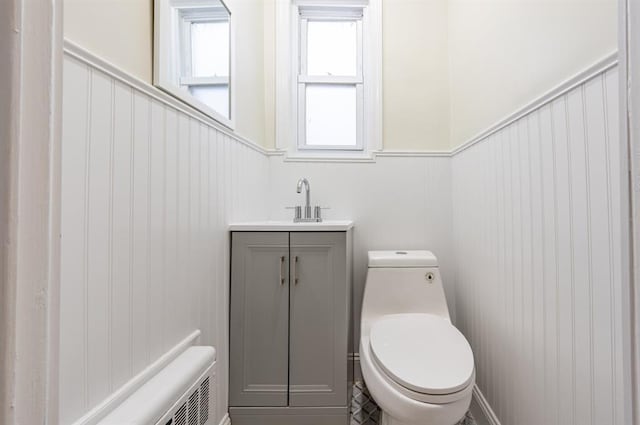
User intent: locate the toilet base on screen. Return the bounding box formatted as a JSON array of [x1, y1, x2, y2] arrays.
[[380, 410, 473, 425], [380, 411, 405, 425]]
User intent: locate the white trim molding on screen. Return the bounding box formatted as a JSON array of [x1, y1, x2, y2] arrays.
[[622, 0, 640, 423], [272, 50, 619, 162], [70, 331, 202, 425], [472, 386, 502, 425], [0, 0, 63, 424], [65, 38, 620, 164], [266, 148, 452, 164], [64, 39, 623, 164], [63, 40, 266, 157], [451, 51, 619, 156], [219, 413, 232, 425], [375, 150, 451, 158]]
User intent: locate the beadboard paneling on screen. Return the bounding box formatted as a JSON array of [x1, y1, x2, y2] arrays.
[[267, 155, 454, 350], [451, 67, 625, 425], [60, 54, 269, 424], [62, 45, 628, 425]]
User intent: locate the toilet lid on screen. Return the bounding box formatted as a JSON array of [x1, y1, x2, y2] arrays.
[[369, 314, 474, 395]]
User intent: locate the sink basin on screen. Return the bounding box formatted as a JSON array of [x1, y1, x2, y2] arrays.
[[228, 220, 354, 232]]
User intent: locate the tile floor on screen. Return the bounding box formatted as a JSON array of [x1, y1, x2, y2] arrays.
[[350, 381, 476, 425]]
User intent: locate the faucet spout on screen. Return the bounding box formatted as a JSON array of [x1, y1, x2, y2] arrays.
[[296, 178, 311, 209], [296, 178, 312, 219], [292, 177, 321, 222]]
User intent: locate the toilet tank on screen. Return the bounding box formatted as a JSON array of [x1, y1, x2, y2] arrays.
[[360, 251, 450, 337]]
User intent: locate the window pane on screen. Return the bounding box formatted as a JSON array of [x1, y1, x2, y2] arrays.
[[190, 85, 229, 118], [305, 84, 357, 146], [191, 21, 229, 78], [307, 20, 357, 76]]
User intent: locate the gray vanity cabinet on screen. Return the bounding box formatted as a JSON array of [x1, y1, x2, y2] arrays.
[[289, 232, 347, 407], [229, 232, 290, 407], [230, 230, 351, 424]]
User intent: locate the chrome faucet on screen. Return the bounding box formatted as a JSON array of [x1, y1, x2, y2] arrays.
[[296, 178, 311, 219], [291, 178, 323, 222]]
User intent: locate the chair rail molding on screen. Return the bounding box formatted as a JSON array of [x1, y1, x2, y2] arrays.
[[63, 40, 268, 158], [451, 51, 619, 156]]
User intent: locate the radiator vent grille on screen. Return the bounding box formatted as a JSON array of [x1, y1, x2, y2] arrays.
[[166, 374, 212, 425], [188, 390, 199, 425], [200, 378, 209, 424], [175, 403, 187, 425]]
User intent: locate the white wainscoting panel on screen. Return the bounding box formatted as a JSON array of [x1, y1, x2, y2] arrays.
[[60, 53, 269, 424], [61, 45, 628, 425], [451, 67, 626, 425], [267, 155, 454, 349]]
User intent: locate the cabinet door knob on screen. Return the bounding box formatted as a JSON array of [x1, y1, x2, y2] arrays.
[[279, 256, 286, 285]]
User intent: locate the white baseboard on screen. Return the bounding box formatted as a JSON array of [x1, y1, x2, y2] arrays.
[[472, 385, 501, 425], [71, 330, 201, 425], [219, 413, 231, 425]]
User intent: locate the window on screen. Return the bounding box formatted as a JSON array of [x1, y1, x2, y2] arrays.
[[155, 0, 232, 126], [275, 0, 380, 158], [297, 8, 364, 150], [178, 7, 231, 119]]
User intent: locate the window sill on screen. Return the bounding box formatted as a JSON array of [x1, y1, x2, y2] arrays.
[[268, 149, 378, 163]]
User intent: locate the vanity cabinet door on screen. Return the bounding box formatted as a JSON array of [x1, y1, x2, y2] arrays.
[[289, 232, 348, 407], [230, 232, 290, 407]]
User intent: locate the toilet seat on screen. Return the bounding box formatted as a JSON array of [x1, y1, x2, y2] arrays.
[[369, 314, 474, 401]]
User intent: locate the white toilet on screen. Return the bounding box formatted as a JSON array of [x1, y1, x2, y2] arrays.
[[360, 251, 475, 425]]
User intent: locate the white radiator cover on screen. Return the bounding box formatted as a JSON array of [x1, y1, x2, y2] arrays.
[[99, 346, 216, 425]]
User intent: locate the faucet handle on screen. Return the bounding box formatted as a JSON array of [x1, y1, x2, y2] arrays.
[[313, 205, 330, 221], [286, 206, 302, 221]]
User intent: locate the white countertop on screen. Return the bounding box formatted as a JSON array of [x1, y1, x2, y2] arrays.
[[228, 220, 354, 232]]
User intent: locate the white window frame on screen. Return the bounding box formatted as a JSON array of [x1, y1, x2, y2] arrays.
[[276, 0, 382, 160], [153, 0, 235, 129], [177, 8, 230, 95], [297, 8, 364, 151], [176, 5, 231, 121]]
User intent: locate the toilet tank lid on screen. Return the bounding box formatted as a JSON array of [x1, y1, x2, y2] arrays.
[[368, 250, 438, 268]]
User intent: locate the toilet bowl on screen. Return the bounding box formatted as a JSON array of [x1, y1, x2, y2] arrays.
[[360, 251, 475, 425]]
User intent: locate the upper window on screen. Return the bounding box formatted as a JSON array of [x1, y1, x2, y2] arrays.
[[178, 7, 230, 119], [276, 0, 381, 158], [154, 0, 232, 127], [297, 6, 365, 151]]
